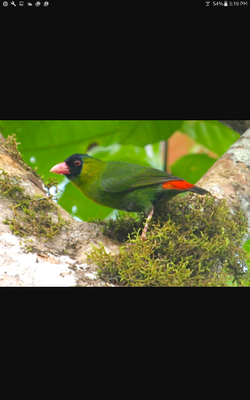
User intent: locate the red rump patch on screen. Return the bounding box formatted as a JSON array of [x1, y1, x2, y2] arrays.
[[162, 180, 195, 190]]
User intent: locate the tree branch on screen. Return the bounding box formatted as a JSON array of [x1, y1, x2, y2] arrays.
[[198, 128, 250, 242], [218, 120, 250, 135]]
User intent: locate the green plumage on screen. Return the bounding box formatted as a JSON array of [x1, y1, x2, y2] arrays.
[[57, 154, 208, 216]]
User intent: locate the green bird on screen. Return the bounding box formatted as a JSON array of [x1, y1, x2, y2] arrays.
[[50, 154, 208, 238]]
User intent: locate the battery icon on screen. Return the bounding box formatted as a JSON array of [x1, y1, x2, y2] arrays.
[[224, 1, 228, 5]]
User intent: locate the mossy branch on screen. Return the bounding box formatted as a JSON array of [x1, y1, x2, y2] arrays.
[[89, 194, 249, 286]]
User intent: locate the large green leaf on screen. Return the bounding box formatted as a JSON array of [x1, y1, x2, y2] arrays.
[[170, 154, 216, 184], [89, 143, 161, 167], [181, 120, 239, 156]]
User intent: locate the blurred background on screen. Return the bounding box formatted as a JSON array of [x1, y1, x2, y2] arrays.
[[2, 120, 249, 252]]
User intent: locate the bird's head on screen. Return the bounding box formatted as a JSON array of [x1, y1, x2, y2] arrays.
[[50, 153, 93, 179]]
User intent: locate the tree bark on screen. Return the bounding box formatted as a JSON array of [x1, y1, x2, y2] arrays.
[[197, 128, 250, 243], [218, 120, 250, 135]]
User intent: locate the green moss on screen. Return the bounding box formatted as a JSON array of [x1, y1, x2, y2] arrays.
[[0, 134, 67, 240], [89, 194, 249, 286], [43, 177, 61, 193], [0, 169, 68, 241], [2, 134, 23, 163], [97, 212, 144, 243]]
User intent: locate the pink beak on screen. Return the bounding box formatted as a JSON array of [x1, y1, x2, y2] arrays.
[[50, 162, 70, 175]]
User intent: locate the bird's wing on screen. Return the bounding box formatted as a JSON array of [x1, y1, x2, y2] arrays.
[[101, 162, 183, 193]]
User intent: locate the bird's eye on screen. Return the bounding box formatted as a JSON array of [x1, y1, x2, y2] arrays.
[[74, 160, 81, 166]]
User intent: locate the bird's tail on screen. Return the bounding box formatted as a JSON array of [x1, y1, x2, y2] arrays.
[[188, 185, 208, 195], [162, 180, 208, 195]]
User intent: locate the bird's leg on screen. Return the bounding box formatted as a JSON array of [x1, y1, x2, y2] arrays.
[[141, 207, 154, 240]]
